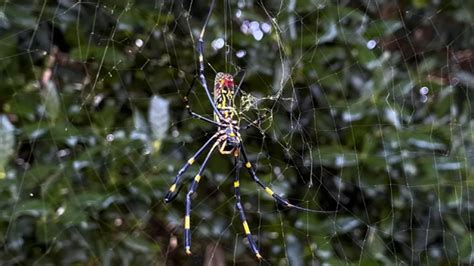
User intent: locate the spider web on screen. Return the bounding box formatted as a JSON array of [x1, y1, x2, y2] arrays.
[[0, 0, 473, 265]]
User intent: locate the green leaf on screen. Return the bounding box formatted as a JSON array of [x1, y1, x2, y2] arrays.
[[0, 115, 15, 178], [41, 81, 60, 123], [70, 46, 127, 68], [122, 234, 153, 253], [14, 200, 50, 218], [148, 95, 170, 152]]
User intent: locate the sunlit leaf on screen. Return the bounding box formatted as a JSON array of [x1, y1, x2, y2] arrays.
[[148, 95, 170, 152], [41, 81, 60, 123], [0, 115, 15, 179]]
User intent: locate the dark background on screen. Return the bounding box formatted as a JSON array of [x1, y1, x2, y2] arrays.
[[0, 0, 473, 265]]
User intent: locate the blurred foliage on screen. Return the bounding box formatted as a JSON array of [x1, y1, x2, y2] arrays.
[[0, 0, 473, 265]]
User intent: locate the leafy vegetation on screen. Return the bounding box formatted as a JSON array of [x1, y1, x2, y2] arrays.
[[0, 0, 473, 265]]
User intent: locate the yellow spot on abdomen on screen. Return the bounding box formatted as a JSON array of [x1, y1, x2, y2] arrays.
[[245, 162, 251, 168], [234, 181, 240, 187]]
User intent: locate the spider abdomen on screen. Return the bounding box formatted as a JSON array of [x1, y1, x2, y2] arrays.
[[213, 72, 236, 122]]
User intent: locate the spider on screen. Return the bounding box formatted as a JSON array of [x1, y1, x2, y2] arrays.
[[164, 0, 323, 260]]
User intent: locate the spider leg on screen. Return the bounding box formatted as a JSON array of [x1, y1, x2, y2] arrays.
[[196, 0, 226, 121], [164, 132, 220, 203], [184, 139, 220, 255], [240, 144, 329, 213], [183, 76, 225, 127], [233, 156, 263, 260], [241, 112, 268, 131]]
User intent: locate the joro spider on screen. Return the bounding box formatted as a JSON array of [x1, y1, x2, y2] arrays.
[[164, 0, 323, 260]]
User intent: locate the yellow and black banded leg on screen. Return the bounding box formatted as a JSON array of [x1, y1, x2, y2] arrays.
[[165, 133, 219, 203], [196, 0, 224, 120], [233, 156, 263, 260], [184, 141, 219, 255], [240, 145, 319, 213]]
